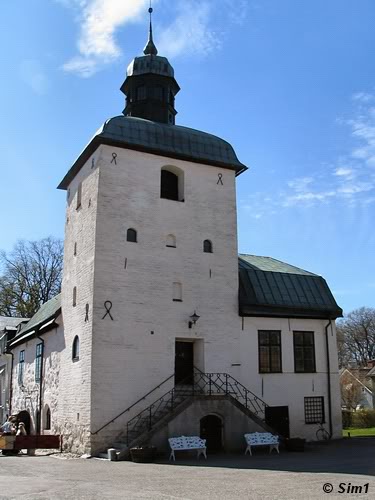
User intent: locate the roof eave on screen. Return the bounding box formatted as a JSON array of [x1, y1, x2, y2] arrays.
[[58, 135, 247, 190], [9, 308, 61, 348], [239, 303, 343, 320]]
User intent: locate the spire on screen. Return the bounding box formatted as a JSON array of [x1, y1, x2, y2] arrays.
[[143, 4, 158, 56]]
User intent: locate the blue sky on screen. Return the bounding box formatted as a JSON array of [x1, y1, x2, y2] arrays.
[[1, 0, 374, 314]]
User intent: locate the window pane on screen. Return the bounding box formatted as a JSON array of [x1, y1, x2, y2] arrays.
[[259, 331, 269, 345], [259, 346, 270, 372], [270, 346, 281, 371], [269, 331, 280, 345]]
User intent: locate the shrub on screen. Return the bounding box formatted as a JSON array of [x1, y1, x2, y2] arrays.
[[352, 409, 375, 428], [342, 410, 352, 429]]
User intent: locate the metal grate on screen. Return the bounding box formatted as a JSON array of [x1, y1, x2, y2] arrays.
[[304, 396, 325, 424]]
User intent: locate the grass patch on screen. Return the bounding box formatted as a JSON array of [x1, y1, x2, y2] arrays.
[[343, 427, 375, 437]]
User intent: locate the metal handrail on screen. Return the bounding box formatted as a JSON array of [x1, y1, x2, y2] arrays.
[[125, 369, 269, 446], [91, 373, 175, 435]]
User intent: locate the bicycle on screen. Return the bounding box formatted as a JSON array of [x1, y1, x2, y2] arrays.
[[316, 421, 331, 441]]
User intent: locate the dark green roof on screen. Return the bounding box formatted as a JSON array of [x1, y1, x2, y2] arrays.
[[238, 255, 342, 319], [10, 295, 61, 346], [58, 116, 247, 190]]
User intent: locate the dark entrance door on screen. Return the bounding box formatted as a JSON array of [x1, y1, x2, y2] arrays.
[[265, 406, 290, 438], [175, 341, 194, 385], [200, 415, 223, 453], [16, 410, 31, 435]]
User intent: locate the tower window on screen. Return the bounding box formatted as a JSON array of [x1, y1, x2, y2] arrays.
[[154, 85, 164, 101], [160, 167, 184, 201], [72, 336, 80, 361], [127, 228, 137, 243], [203, 240, 213, 253], [137, 85, 147, 100], [173, 282, 182, 302], [73, 287, 77, 307], [166, 234, 176, 248], [76, 182, 82, 209]]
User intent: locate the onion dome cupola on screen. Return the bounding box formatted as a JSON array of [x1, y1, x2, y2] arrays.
[[120, 7, 180, 125]]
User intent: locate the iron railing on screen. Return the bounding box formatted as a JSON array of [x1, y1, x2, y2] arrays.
[[92, 373, 175, 435], [125, 369, 268, 446]]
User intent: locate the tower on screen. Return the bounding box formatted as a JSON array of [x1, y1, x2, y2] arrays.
[[58, 8, 247, 454]]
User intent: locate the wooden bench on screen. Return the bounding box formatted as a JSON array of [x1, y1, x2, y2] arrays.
[[168, 436, 207, 461], [244, 432, 279, 455]]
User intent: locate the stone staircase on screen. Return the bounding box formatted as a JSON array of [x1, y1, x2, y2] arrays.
[[96, 371, 273, 460]]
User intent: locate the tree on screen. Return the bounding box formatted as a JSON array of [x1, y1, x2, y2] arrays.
[[340, 370, 364, 410], [0, 237, 63, 318], [337, 307, 375, 368]]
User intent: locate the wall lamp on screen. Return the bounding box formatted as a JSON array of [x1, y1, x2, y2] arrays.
[[188, 311, 200, 329]]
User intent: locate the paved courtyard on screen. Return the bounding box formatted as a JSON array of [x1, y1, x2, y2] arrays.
[[0, 438, 374, 499]]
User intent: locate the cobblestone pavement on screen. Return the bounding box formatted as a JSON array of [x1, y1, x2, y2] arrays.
[[0, 439, 374, 499]]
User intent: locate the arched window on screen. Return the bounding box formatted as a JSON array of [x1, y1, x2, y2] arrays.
[[127, 228, 137, 243], [173, 282, 182, 302], [44, 405, 51, 431], [72, 336, 80, 361], [166, 234, 176, 248], [160, 167, 184, 201], [203, 240, 213, 253]]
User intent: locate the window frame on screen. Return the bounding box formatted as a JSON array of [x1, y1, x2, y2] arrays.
[[304, 396, 325, 424], [293, 331, 316, 373], [35, 342, 43, 383], [258, 330, 282, 373]]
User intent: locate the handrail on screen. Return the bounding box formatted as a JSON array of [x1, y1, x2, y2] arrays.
[[125, 369, 269, 446], [91, 373, 175, 435]]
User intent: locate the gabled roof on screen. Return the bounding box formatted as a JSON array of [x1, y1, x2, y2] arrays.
[[57, 116, 247, 190], [0, 316, 28, 332], [9, 295, 61, 348], [238, 255, 342, 319]]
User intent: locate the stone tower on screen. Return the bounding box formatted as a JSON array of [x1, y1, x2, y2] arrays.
[[58, 10, 247, 453]]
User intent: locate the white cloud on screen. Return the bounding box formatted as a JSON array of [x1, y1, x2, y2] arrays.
[[241, 93, 375, 216], [59, 0, 249, 77], [158, 1, 221, 59], [61, 0, 149, 77], [19, 60, 49, 95]]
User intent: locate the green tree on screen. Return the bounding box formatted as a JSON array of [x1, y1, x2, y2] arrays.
[[0, 237, 63, 318]]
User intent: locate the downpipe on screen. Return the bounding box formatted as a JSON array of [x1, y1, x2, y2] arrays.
[[325, 319, 333, 438]]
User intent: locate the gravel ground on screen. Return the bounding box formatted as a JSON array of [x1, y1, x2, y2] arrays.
[[0, 438, 374, 499]]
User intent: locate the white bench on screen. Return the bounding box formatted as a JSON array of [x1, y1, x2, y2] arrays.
[[244, 432, 279, 455], [168, 436, 207, 461]]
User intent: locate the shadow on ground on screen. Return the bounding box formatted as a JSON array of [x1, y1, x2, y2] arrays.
[[155, 438, 375, 476]]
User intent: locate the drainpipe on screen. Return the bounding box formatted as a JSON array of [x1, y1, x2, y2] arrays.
[[325, 319, 333, 438], [36, 329, 44, 435]]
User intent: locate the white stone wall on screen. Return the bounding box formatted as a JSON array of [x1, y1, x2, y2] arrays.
[[238, 316, 342, 440], [11, 321, 64, 435], [59, 147, 102, 453], [89, 145, 240, 451]]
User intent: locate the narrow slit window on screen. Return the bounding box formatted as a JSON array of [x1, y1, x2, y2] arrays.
[[72, 336, 80, 361], [44, 406, 51, 430], [73, 287, 77, 307], [76, 182, 82, 209]]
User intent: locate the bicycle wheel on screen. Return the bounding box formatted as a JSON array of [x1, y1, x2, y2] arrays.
[[316, 428, 331, 441]]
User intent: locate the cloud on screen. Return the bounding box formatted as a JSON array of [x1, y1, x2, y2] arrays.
[[61, 0, 149, 77], [157, 1, 221, 59], [19, 60, 49, 95], [59, 0, 249, 77], [241, 93, 375, 217]]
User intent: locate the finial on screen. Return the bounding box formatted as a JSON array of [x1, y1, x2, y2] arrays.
[[143, 1, 158, 56]]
